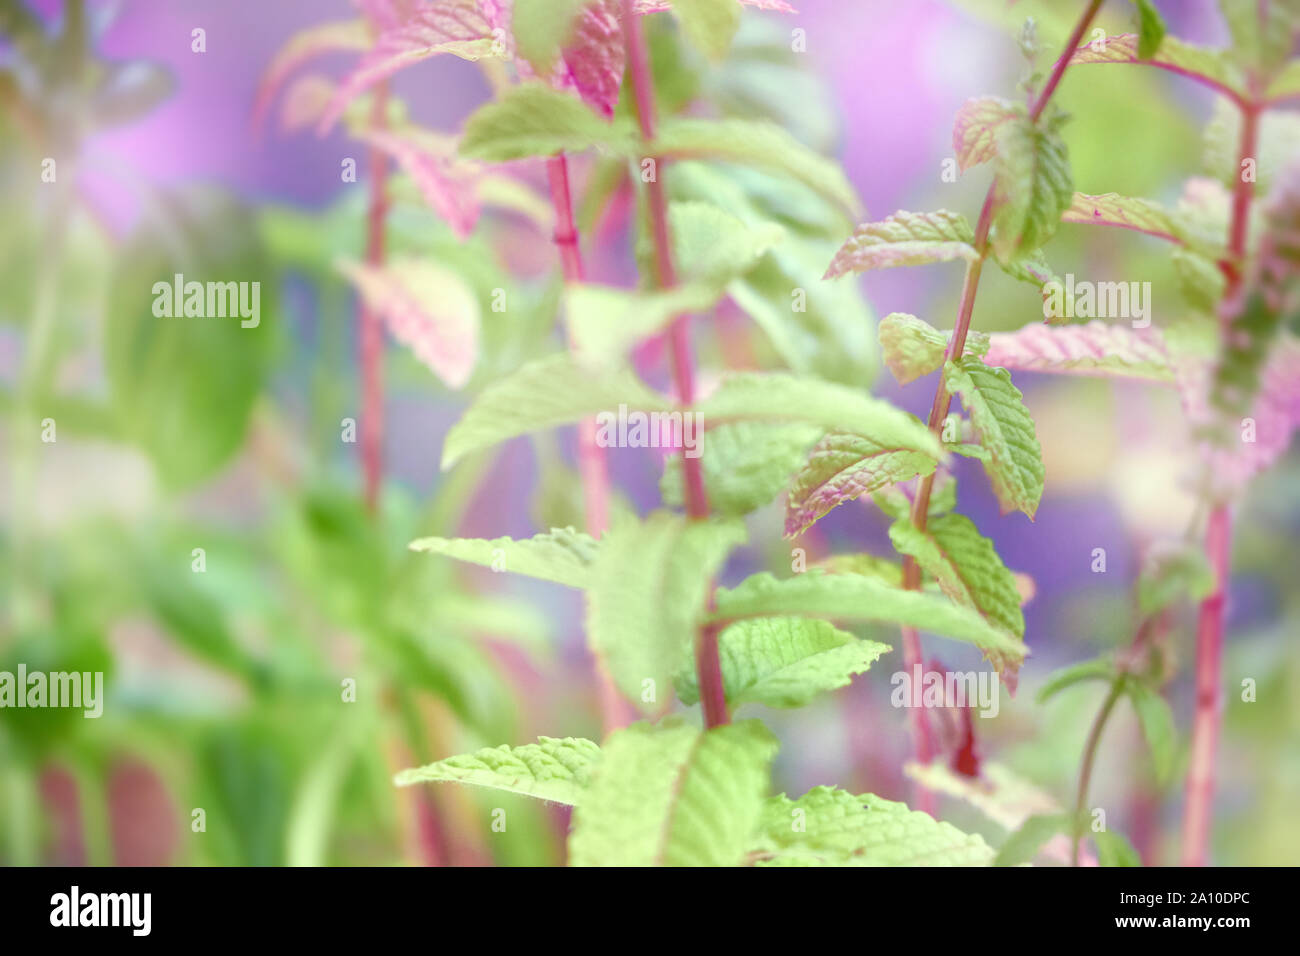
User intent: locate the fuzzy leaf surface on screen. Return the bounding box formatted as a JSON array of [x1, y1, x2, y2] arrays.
[[409, 527, 599, 589], [952, 96, 1023, 171], [784, 432, 938, 536], [944, 358, 1045, 518], [460, 83, 633, 160], [587, 514, 746, 708], [395, 737, 600, 805], [696, 373, 943, 459], [825, 210, 977, 277], [677, 617, 889, 709], [750, 787, 994, 866], [441, 354, 671, 468], [712, 571, 1027, 666], [652, 117, 863, 220], [663, 422, 822, 517], [990, 114, 1073, 263], [568, 719, 778, 866], [878, 312, 990, 386], [982, 321, 1174, 384]]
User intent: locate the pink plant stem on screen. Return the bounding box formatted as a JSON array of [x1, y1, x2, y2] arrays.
[[360, 82, 390, 514], [547, 151, 637, 732], [1182, 505, 1232, 866], [899, 0, 1103, 813], [1181, 96, 1258, 867], [623, 0, 726, 729]]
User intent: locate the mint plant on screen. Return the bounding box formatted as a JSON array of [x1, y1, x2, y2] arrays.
[[983, 0, 1300, 866], [242, 0, 1300, 867], [339, 0, 1085, 866]]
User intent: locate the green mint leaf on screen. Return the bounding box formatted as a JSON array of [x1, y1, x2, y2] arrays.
[[670, 200, 786, 286], [994, 812, 1075, 866], [1265, 58, 1300, 102], [652, 117, 864, 220], [1133, 0, 1167, 59], [944, 357, 1046, 519], [1037, 657, 1117, 703], [511, 0, 591, 74], [662, 421, 823, 517], [906, 761, 1064, 836], [889, 511, 1025, 682], [568, 719, 778, 866], [696, 372, 944, 459], [995, 247, 1064, 299], [1218, 0, 1299, 78], [878, 312, 990, 386], [459, 82, 634, 161], [712, 571, 1028, 667], [812, 553, 906, 587], [671, 0, 742, 61], [394, 736, 601, 805], [785, 432, 938, 537], [1094, 829, 1143, 867], [889, 513, 1025, 679], [565, 281, 723, 365], [952, 96, 1024, 172], [1126, 682, 1177, 783], [1137, 542, 1216, 618], [588, 513, 747, 709], [751, 786, 994, 866], [825, 210, 978, 277], [727, 241, 878, 387], [409, 527, 599, 590], [676, 617, 889, 709], [990, 113, 1073, 264], [440, 353, 671, 469]]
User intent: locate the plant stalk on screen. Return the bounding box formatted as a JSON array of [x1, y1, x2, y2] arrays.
[[360, 82, 391, 514], [1181, 95, 1258, 867], [1181, 502, 1233, 865], [623, 0, 725, 728], [1072, 677, 1125, 866], [899, 0, 1104, 810], [547, 151, 637, 732]]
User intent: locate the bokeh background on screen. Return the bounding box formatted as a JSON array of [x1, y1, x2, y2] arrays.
[[1, 0, 1297, 866]]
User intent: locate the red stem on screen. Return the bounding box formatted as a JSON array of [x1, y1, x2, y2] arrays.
[[1181, 93, 1259, 866], [547, 152, 637, 733], [1182, 505, 1232, 865], [360, 83, 390, 514], [624, 0, 725, 728], [899, 1, 1103, 813]]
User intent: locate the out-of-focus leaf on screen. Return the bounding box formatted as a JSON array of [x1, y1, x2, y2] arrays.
[[587, 513, 746, 708], [663, 421, 821, 517], [336, 256, 480, 389], [105, 189, 277, 489], [91, 60, 173, 129], [994, 812, 1073, 866], [1126, 682, 1177, 783], [317, 0, 501, 134]]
